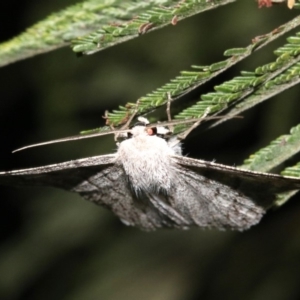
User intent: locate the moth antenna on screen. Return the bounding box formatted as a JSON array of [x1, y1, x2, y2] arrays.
[[13, 113, 241, 153], [12, 129, 130, 153], [148, 114, 242, 131]]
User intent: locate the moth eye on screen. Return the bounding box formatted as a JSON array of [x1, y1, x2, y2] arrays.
[[127, 132, 133, 138], [146, 127, 157, 136]]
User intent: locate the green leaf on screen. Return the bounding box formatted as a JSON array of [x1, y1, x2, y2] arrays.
[[72, 0, 236, 55], [276, 163, 300, 206], [241, 124, 300, 172], [0, 0, 236, 67], [103, 15, 300, 127]]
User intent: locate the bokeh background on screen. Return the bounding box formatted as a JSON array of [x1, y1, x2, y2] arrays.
[[1, 1, 300, 299]]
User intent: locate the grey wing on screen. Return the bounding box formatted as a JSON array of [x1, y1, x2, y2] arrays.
[[158, 155, 300, 230], [172, 167, 266, 230], [78, 155, 300, 230], [0, 155, 117, 189], [144, 168, 265, 231], [72, 164, 173, 230], [0, 154, 169, 230]]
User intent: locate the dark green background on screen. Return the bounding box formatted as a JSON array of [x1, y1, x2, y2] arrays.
[[1, 1, 300, 299]]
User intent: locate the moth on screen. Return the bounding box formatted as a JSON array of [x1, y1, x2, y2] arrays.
[[1, 116, 300, 231]]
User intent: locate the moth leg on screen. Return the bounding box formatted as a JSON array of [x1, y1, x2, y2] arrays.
[[122, 99, 141, 129], [103, 110, 120, 141], [114, 100, 141, 141], [177, 107, 211, 140], [103, 110, 115, 129], [166, 92, 174, 133]]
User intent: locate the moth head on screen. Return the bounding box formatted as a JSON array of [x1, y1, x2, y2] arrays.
[[126, 117, 172, 140]]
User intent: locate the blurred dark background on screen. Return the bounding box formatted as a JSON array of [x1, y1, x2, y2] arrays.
[[1, 1, 300, 299]]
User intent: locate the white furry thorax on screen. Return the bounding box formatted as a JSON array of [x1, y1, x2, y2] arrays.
[[115, 124, 181, 194]]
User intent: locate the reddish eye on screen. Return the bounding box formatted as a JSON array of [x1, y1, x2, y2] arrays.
[[146, 127, 157, 136], [146, 128, 154, 135]]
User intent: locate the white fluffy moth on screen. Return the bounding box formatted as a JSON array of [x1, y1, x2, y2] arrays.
[[1, 116, 300, 231]]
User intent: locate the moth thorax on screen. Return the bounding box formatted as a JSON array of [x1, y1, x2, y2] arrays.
[[124, 156, 175, 194], [116, 133, 177, 194]]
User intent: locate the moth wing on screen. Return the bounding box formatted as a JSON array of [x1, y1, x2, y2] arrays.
[[173, 155, 300, 194], [163, 155, 300, 230], [72, 164, 170, 230], [2, 154, 300, 231], [0, 155, 117, 188], [0, 154, 165, 230], [144, 171, 265, 230]]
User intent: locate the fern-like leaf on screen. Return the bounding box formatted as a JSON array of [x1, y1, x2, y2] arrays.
[[104, 15, 300, 128], [241, 124, 300, 172], [240, 123, 300, 206], [0, 0, 236, 68], [0, 0, 169, 67], [72, 0, 236, 55], [276, 163, 300, 206]]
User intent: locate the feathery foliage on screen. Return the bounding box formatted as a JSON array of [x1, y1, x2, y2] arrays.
[[71, 0, 236, 54], [0, 0, 235, 67], [105, 14, 300, 133], [241, 124, 300, 172], [4, 2, 300, 299], [1, 0, 300, 207], [241, 123, 300, 206]]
